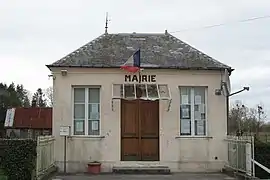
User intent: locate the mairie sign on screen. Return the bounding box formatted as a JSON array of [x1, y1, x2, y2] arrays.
[[124, 75, 156, 83]]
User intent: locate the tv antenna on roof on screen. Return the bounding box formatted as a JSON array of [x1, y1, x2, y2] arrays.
[[105, 12, 110, 34]]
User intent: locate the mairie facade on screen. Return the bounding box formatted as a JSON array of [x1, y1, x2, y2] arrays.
[[47, 31, 232, 173]]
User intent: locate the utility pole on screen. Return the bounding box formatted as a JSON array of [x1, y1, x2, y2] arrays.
[[236, 103, 245, 136]]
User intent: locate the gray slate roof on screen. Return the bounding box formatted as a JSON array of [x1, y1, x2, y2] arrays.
[[47, 32, 232, 71]]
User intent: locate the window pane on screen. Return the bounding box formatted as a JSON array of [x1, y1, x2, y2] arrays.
[[194, 87, 205, 104], [195, 120, 206, 135], [147, 84, 159, 98], [113, 84, 123, 98], [74, 88, 85, 103], [193, 87, 206, 136], [180, 105, 191, 119], [74, 120, 85, 135], [88, 120, 100, 135], [180, 87, 191, 104], [194, 87, 206, 135], [74, 104, 85, 119], [89, 88, 100, 103], [136, 84, 147, 99], [194, 104, 205, 113], [88, 103, 100, 120], [124, 84, 135, 98], [180, 119, 191, 135], [158, 85, 170, 98]]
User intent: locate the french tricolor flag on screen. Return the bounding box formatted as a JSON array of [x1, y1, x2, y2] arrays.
[[120, 49, 141, 73]]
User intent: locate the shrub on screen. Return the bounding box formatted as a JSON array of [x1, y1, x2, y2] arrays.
[[0, 139, 37, 180], [254, 139, 270, 179]]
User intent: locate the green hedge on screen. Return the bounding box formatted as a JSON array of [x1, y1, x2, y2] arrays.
[[0, 139, 37, 180], [0, 169, 7, 180], [254, 139, 270, 179]]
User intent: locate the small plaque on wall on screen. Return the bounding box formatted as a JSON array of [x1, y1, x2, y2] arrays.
[[60, 126, 70, 136]]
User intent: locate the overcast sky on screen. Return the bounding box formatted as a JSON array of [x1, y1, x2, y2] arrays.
[[0, 0, 269, 116]]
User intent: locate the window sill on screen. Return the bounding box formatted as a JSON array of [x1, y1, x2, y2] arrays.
[[68, 135, 105, 139], [175, 136, 213, 139]]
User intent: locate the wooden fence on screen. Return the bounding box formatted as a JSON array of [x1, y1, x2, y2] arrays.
[[36, 135, 55, 180]]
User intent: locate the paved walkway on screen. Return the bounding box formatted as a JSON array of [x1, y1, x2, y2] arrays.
[[52, 173, 236, 180]]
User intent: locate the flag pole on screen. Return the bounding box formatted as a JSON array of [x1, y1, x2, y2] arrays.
[[139, 69, 141, 83], [138, 48, 141, 84]]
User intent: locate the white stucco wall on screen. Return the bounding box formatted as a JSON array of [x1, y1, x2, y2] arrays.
[[51, 68, 228, 173]]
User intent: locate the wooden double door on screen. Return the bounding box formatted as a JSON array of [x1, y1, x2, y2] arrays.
[[121, 99, 159, 161]]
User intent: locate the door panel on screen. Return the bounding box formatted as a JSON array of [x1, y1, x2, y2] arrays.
[[121, 100, 139, 161], [140, 100, 159, 137], [121, 138, 140, 161], [139, 100, 159, 161], [121, 100, 138, 137], [141, 139, 159, 161]]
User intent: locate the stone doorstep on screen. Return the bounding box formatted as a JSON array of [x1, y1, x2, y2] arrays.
[[113, 166, 170, 169], [112, 165, 171, 174], [113, 165, 169, 168]]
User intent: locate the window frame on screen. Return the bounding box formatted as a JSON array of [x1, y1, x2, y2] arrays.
[[112, 83, 171, 100], [71, 86, 101, 136], [179, 86, 208, 137]]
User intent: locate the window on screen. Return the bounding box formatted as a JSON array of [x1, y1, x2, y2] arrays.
[[112, 84, 170, 100], [73, 87, 100, 135], [179, 87, 207, 136]]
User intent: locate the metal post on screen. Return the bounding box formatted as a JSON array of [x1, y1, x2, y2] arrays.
[[257, 106, 263, 135], [64, 136, 67, 173], [236, 136, 239, 172], [252, 136, 255, 177]]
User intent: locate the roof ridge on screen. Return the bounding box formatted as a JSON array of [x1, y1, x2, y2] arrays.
[[115, 32, 166, 35]]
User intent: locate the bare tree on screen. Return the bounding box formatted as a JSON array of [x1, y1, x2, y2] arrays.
[[255, 104, 267, 135], [228, 101, 267, 136], [44, 86, 53, 107]]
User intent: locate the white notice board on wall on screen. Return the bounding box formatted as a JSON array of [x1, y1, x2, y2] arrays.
[[60, 126, 70, 136]]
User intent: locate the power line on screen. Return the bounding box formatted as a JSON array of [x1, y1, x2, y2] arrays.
[[169, 15, 270, 34]]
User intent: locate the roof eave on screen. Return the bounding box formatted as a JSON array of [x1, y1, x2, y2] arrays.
[[46, 64, 53, 71], [45, 64, 232, 71]]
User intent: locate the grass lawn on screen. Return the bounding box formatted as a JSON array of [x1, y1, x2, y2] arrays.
[[257, 132, 270, 143]]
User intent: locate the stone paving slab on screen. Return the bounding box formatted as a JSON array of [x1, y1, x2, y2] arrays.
[[52, 173, 236, 180]]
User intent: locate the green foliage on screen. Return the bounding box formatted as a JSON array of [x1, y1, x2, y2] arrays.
[[0, 139, 37, 180], [0, 169, 7, 180], [254, 138, 270, 179], [0, 175, 8, 180], [0, 108, 6, 134], [261, 123, 270, 132], [0, 82, 30, 108]]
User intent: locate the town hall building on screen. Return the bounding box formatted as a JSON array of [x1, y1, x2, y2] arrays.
[[47, 30, 232, 173]]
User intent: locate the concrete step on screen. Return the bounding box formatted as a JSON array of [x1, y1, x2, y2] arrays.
[[112, 165, 171, 174]]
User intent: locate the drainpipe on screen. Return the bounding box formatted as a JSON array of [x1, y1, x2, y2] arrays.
[[227, 87, 250, 135]]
